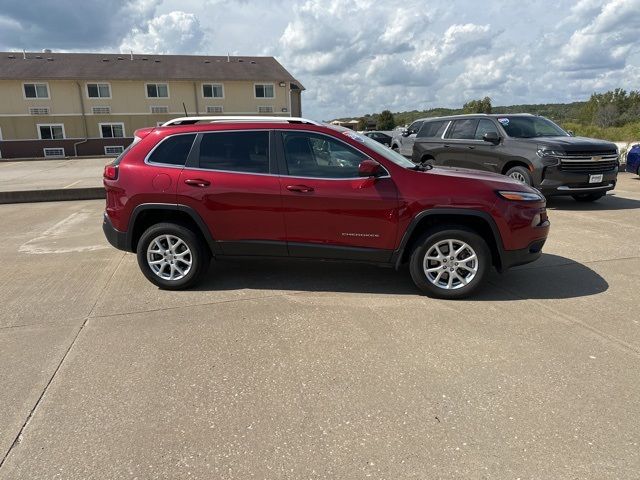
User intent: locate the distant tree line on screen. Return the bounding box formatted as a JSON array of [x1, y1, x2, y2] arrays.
[[344, 89, 640, 141]]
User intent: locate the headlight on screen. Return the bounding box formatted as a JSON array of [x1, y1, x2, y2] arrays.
[[497, 190, 544, 201], [536, 147, 563, 166]]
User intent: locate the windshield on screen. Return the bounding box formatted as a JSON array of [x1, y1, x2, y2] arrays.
[[326, 125, 415, 168], [497, 116, 568, 138]]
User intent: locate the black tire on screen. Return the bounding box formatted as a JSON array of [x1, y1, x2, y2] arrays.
[[136, 222, 210, 290], [571, 193, 605, 202], [409, 227, 491, 299], [505, 166, 533, 186]]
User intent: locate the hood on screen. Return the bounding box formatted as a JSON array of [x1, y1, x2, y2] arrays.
[[426, 166, 529, 188], [534, 136, 617, 153]]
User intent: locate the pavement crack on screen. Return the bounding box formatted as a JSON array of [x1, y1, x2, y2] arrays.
[[0, 252, 126, 471]]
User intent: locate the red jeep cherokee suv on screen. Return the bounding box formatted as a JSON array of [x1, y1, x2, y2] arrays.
[[103, 116, 549, 299]]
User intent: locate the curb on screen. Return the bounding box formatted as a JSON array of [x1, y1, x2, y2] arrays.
[[0, 187, 105, 204]]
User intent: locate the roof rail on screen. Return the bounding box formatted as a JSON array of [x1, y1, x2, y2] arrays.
[[162, 115, 321, 126]]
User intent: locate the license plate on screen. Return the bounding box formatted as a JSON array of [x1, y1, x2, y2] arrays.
[[589, 174, 603, 183]]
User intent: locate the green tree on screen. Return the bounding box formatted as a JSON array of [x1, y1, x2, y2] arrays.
[[377, 110, 396, 130], [356, 117, 368, 131], [463, 96, 492, 114]]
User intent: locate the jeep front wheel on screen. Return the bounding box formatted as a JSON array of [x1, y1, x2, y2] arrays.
[[409, 228, 490, 299], [137, 223, 210, 290]]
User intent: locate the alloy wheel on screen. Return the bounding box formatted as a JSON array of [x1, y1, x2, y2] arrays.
[[146, 234, 192, 281], [422, 239, 478, 290]]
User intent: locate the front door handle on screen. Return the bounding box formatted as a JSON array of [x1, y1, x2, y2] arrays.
[[184, 178, 211, 187], [444, 144, 451, 148], [468, 146, 476, 150], [286, 184, 314, 193]]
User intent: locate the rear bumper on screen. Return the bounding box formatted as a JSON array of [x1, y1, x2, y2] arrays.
[[500, 237, 547, 270], [539, 167, 617, 196], [103, 213, 129, 251]]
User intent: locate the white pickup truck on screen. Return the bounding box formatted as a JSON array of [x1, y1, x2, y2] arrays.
[[390, 118, 427, 157]]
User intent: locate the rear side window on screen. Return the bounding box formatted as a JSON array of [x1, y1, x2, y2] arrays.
[[417, 121, 447, 138], [198, 131, 269, 174], [148, 134, 196, 166], [448, 119, 479, 139]]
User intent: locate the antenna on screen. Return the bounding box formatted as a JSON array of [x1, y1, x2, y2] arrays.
[[130, 50, 133, 61], [227, 53, 230, 63], [182, 102, 188, 116], [22, 49, 26, 60]]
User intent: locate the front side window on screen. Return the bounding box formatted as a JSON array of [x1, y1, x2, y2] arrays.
[[24, 83, 49, 99], [448, 119, 479, 139], [38, 124, 64, 139], [203, 83, 224, 98], [283, 132, 368, 178], [148, 134, 196, 166], [407, 121, 424, 135], [255, 84, 274, 98], [100, 123, 125, 138], [147, 83, 169, 98], [417, 121, 447, 138], [474, 119, 499, 140], [87, 83, 111, 98], [198, 131, 269, 174]]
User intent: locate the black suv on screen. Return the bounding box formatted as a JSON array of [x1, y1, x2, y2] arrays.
[[412, 114, 619, 201]]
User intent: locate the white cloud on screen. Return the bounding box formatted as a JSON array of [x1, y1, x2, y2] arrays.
[[120, 11, 204, 55]]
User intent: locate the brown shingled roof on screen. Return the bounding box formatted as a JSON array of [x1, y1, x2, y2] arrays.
[[0, 52, 304, 89]]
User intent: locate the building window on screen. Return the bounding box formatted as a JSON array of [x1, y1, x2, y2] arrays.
[[100, 123, 125, 138], [38, 124, 65, 140], [24, 83, 49, 99], [255, 83, 274, 98], [202, 83, 224, 98], [87, 83, 111, 98], [146, 83, 169, 98]]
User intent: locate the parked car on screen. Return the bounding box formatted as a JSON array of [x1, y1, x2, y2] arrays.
[[103, 115, 549, 299], [363, 131, 392, 147], [626, 143, 640, 176], [391, 120, 426, 156], [412, 114, 619, 202]]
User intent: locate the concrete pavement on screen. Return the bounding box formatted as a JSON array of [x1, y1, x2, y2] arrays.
[[0, 157, 109, 203], [1, 174, 639, 478]]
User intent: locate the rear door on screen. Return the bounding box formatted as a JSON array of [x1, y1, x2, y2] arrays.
[[277, 130, 399, 261], [176, 129, 287, 256], [440, 118, 480, 169]]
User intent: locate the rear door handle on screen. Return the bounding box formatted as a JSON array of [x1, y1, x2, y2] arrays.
[[184, 178, 211, 187], [286, 184, 314, 193], [444, 144, 451, 148], [468, 146, 476, 150]]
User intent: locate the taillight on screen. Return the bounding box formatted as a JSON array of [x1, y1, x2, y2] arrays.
[[104, 164, 119, 180]]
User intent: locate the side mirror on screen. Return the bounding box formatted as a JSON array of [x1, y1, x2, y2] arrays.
[[358, 159, 383, 177], [401, 128, 409, 137], [483, 131, 500, 144], [567, 130, 575, 137]]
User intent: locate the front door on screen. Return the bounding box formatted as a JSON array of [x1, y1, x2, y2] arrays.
[[176, 129, 287, 256], [277, 130, 399, 262]]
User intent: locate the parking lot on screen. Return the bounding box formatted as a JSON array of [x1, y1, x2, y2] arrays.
[[1, 173, 639, 478]]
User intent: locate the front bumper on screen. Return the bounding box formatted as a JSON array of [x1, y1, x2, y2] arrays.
[[501, 237, 546, 270], [103, 213, 129, 251], [538, 167, 618, 196]]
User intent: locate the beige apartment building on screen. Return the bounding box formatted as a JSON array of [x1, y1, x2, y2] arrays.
[[0, 52, 304, 159]]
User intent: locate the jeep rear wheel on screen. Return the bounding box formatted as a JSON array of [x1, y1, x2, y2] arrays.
[[137, 223, 210, 290], [409, 228, 490, 299]]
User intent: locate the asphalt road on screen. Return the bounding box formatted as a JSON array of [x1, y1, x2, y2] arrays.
[[1, 174, 639, 479]]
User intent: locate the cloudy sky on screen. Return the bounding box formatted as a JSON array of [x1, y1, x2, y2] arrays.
[[1, 0, 638, 120]]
